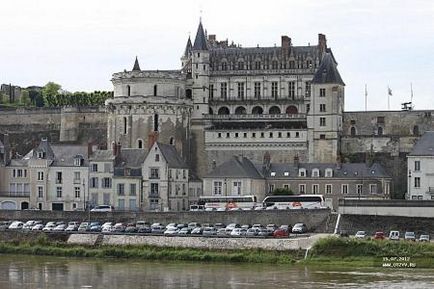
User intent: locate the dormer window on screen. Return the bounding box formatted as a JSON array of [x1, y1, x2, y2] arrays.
[[325, 168, 333, 177], [298, 168, 306, 177], [74, 155, 84, 166], [284, 172, 289, 176], [270, 172, 276, 177], [37, 151, 45, 159], [312, 168, 320, 178]]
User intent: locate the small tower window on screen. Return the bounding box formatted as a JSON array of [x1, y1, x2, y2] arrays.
[[153, 114, 159, 132], [137, 139, 143, 149], [413, 125, 419, 136], [154, 85, 158, 96], [127, 85, 131, 97], [350, 126, 356, 136], [377, 126, 383, 136], [123, 117, 127, 134], [169, 137, 175, 146]]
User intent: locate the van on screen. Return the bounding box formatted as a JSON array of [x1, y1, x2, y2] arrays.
[[389, 230, 400, 241], [90, 205, 114, 212]]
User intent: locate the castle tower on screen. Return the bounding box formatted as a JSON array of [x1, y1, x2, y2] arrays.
[[307, 49, 345, 162]]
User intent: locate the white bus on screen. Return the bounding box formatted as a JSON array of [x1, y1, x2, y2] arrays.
[[198, 195, 257, 210], [262, 195, 326, 210]]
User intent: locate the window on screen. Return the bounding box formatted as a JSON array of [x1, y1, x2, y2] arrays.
[[90, 177, 98, 188], [74, 157, 83, 166], [17, 169, 23, 177], [325, 184, 332, 194], [269, 132, 273, 138], [377, 127, 383, 136], [312, 169, 319, 177], [320, 104, 326, 112], [312, 184, 319, 194], [218, 133, 222, 138], [56, 172, 62, 184], [220, 82, 227, 98], [237, 82, 244, 98], [221, 62, 227, 71], [278, 132, 282, 138], [102, 178, 112, 188], [269, 184, 275, 193], [305, 81, 311, 97], [117, 184, 125, 196], [350, 126, 356, 136], [254, 82, 261, 98], [91, 164, 98, 172], [243, 132, 247, 138], [56, 187, 62, 198], [356, 184, 363, 195], [414, 177, 420, 188], [287, 132, 290, 138], [155, 154, 160, 162], [150, 183, 159, 196], [37, 186, 44, 198], [260, 132, 264, 138], [123, 117, 127, 134], [272, 60, 278, 69], [320, 134, 326, 140], [130, 184, 136, 196], [183, 169, 186, 179], [138, 139, 143, 149], [325, 169, 333, 177], [299, 184, 305, 194], [153, 85, 157, 96], [238, 61, 244, 70], [341, 184, 348, 194], [226, 132, 230, 138], [74, 187, 81, 198], [288, 81, 295, 98], [320, 117, 326, 126], [271, 82, 278, 98], [283, 184, 290, 189], [153, 114, 159, 131], [73, 172, 80, 184], [369, 184, 377, 194], [255, 61, 261, 69], [232, 181, 242, 195], [299, 169, 306, 177], [252, 132, 256, 138], [296, 132, 300, 138], [320, 88, 326, 97], [37, 171, 44, 181], [209, 84, 214, 99], [213, 181, 222, 195], [126, 85, 131, 96], [414, 161, 420, 171], [377, 116, 385, 124], [150, 168, 159, 179], [118, 199, 125, 210]]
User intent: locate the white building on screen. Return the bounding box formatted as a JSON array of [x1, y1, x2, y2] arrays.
[[407, 131, 434, 200]]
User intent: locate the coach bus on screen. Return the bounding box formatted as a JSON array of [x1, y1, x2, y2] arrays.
[[262, 194, 326, 210], [197, 195, 257, 210]]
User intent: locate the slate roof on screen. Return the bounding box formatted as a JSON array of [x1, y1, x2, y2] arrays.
[[312, 52, 345, 85], [193, 21, 208, 51], [409, 131, 434, 156], [50, 145, 89, 167], [115, 148, 146, 168], [157, 142, 188, 169], [32, 139, 55, 160], [89, 150, 115, 161], [132, 56, 141, 71], [205, 156, 264, 179], [183, 36, 192, 57], [256, 162, 390, 179]]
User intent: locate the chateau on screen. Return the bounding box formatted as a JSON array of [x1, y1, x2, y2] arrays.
[[108, 21, 345, 178]]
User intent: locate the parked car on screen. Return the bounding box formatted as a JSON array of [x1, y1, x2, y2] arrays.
[[246, 228, 259, 237], [230, 228, 247, 237], [354, 231, 367, 239], [257, 228, 271, 237], [187, 222, 201, 229], [42, 222, 57, 231], [53, 224, 67, 231], [0, 221, 11, 230], [419, 234, 430, 242], [151, 225, 165, 234], [389, 231, 400, 241], [89, 223, 102, 232], [90, 205, 114, 212], [112, 223, 126, 233], [102, 225, 113, 233], [266, 224, 278, 233], [252, 224, 263, 230], [151, 223, 163, 229], [404, 231, 416, 241], [178, 227, 191, 235], [373, 231, 385, 240], [101, 222, 113, 230], [136, 221, 150, 228], [125, 224, 138, 233], [32, 224, 44, 231], [176, 223, 188, 230], [240, 224, 251, 230], [273, 228, 289, 238], [202, 227, 217, 236], [65, 224, 79, 232], [214, 223, 225, 229], [225, 223, 240, 234], [137, 226, 152, 234], [8, 221, 24, 230], [78, 222, 90, 232], [23, 220, 37, 230], [191, 227, 203, 235], [292, 223, 308, 234], [217, 228, 228, 236], [164, 227, 179, 236], [166, 223, 178, 229]]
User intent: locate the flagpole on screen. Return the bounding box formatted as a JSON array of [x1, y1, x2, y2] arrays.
[[364, 84, 368, 111], [387, 86, 390, 110]]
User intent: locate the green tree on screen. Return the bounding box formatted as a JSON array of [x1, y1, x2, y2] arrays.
[[42, 82, 61, 107], [19, 89, 31, 106], [272, 188, 295, 195]]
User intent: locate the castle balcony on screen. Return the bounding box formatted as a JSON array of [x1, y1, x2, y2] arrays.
[[204, 113, 306, 122], [209, 97, 307, 105], [0, 191, 30, 198]]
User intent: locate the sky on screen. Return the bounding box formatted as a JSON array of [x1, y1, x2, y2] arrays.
[[0, 0, 433, 111]]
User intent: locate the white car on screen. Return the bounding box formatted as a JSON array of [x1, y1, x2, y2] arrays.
[[389, 231, 400, 241], [23, 220, 36, 230], [102, 225, 113, 233], [354, 231, 367, 239], [90, 205, 114, 212], [164, 227, 179, 236], [43, 222, 57, 231], [8, 221, 24, 230], [230, 228, 246, 236], [166, 223, 178, 229], [31, 224, 44, 231]]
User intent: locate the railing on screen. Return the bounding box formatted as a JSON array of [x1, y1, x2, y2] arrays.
[[204, 113, 306, 121], [0, 191, 30, 198]]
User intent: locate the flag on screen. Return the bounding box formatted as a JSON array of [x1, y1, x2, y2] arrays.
[[388, 87, 393, 96]]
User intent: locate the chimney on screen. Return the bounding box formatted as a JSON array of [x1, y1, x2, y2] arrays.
[[116, 142, 121, 157], [281, 35, 291, 50], [336, 155, 342, 170], [263, 151, 271, 172], [112, 142, 117, 156], [148, 131, 159, 149], [318, 33, 327, 54], [87, 142, 94, 158], [294, 154, 299, 168]]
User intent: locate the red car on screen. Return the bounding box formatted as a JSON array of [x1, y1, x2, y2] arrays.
[[273, 228, 289, 238], [373, 231, 385, 240]]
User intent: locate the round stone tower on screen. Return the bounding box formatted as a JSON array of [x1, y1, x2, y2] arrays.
[[106, 58, 192, 159]]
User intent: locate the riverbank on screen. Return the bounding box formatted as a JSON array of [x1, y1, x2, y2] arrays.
[[0, 234, 432, 267]]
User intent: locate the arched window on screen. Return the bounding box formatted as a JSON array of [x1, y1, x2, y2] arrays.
[[123, 117, 127, 134], [137, 139, 143, 149], [286, 105, 298, 114], [377, 126, 383, 136], [154, 85, 158, 96], [269, 106, 281, 114], [209, 107, 214, 115], [218, 107, 230, 115], [126, 85, 131, 97], [185, 89, 192, 99], [153, 114, 159, 132], [350, 126, 356, 136], [413, 125, 419, 136], [252, 106, 263, 115], [21, 201, 29, 210], [235, 106, 247, 115]]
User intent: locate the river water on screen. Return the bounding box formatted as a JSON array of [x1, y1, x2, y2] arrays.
[[0, 254, 433, 289]]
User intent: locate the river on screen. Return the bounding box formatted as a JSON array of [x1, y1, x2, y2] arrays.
[[0, 254, 433, 289]]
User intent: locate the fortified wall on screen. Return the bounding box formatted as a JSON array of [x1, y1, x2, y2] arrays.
[[0, 106, 107, 155]]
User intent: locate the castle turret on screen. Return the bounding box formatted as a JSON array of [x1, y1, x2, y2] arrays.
[[181, 36, 192, 73], [307, 52, 345, 163]]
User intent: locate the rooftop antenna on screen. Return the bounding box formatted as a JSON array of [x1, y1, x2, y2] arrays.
[[387, 86, 392, 110], [410, 82, 414, 107]]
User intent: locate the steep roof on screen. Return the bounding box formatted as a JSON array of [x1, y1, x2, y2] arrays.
[[193, 21, 208, 51], [32, 139, 55, 160], [409, 131, 434, 156], [89, 150, 115, 161], [183, 36, 192, 57], [51, 145, 89, 167], [115, 148, 146, 168], [206, 156, 263, 179], [157, 142, 188, 169], [312, 52, 345, 85], [132, 56, 141, 71]]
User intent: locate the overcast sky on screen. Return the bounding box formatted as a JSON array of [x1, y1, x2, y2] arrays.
[[0, 0, 433, 111]]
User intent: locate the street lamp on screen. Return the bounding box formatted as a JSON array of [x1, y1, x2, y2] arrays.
[[82, 179, 86, 211]]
